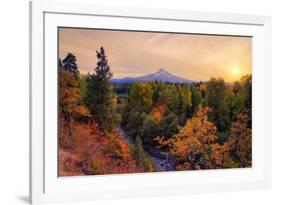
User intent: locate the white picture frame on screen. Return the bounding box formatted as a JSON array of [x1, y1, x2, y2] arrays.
[[30, 1, 272, 204]]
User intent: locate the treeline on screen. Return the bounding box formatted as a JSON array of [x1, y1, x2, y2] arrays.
[[115, 75, 251, 144]]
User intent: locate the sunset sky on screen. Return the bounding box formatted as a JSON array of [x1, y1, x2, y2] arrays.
[[59, 27, 252, 82]]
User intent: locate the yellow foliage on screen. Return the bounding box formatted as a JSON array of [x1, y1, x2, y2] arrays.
[[150, 105, 167, 123], [229, 112, 252, 167], [59, 69, 90, 119]]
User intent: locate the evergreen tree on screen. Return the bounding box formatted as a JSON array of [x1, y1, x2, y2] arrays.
[[133, 135, 154, 172], [241, 75, 252, 109], [62, 53, 79, 75], [191, 86, 202, 113], [181, 85, 192, 109], [159, 112, 179, 138], [58, 58, 63, 68], [85, 47, 118, 132], [141, 115, 158, 143], [241, 75, 252, 127], [226, 86, 245, 121], [79, 76, 88, 100], [133, 135, 145, 167], [178, 85, 192, 125], [94, 47, 112, 80], [205, 77, 229, 132]]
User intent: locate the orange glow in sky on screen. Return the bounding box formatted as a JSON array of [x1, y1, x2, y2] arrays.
[[59, 28, 252, 82]]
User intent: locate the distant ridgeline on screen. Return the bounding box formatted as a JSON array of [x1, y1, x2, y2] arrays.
[[110, 68, 194, 84]]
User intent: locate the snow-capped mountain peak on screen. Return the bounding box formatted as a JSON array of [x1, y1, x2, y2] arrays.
[[156, 68, 168, 74], [111, 68, 193, 84]]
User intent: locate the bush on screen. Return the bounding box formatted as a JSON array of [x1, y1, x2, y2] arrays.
[[104, 131, 131, 162]]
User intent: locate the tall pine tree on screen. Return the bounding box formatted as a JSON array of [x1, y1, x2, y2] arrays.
[[86, 47, 118, 132], [62, 53, 79, 75]]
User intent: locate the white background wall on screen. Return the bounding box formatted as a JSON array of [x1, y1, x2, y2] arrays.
[[0, 0, 279, 204]]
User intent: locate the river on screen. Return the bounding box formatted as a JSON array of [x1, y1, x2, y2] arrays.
[[116, 127, 175, 172]]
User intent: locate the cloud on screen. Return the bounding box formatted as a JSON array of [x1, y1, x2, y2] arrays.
[[59, 28, 252, 82]]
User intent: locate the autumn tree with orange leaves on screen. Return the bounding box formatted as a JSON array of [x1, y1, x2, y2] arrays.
[[155, 105, 220, 170], [228, 111, 252, 167]]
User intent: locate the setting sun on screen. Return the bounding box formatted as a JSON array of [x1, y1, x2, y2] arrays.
[[231, 66, 242, 78]]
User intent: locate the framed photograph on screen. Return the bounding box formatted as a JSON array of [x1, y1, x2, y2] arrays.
[[30, 1, 271, 204]]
